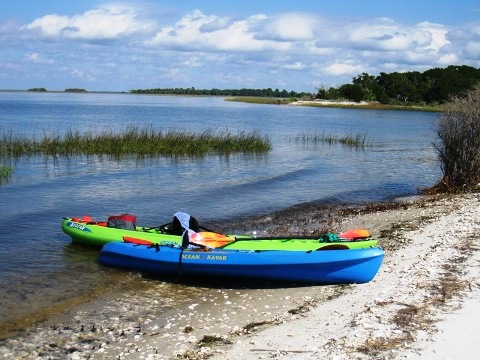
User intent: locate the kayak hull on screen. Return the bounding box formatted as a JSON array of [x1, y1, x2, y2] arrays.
[[61, 219, 181, 247], [99, 242, 384, 284], [61, 219, 378, 251]]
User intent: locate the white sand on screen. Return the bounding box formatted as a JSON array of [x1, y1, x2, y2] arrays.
[[209, 193, 480, 360], [406, 254, 480, 360]]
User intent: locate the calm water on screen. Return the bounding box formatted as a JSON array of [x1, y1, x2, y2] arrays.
[[0, 92, 441, 333]]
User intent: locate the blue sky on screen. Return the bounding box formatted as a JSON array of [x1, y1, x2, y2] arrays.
[[1, 1, 479, 92]]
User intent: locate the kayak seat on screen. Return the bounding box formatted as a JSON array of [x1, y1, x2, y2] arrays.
[[171, 212, 200, 236]]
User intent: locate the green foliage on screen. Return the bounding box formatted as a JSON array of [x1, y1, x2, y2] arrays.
[[129, 65, 479, 107], [292, 131, 370, 148], [64, 88, 87, 93], [0, 163, 13, 184], [0, 127, 271, 159], [317, 65, 480, 106], [130, 87, 312, 99], [429, 86, 480, 193], [27, 87, 47, 92], [338, 84, 366, 103]]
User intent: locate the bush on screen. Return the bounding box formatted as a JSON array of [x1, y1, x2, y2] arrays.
[[429, 85, 480, 193]]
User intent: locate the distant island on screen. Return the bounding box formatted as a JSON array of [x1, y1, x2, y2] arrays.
[[27, 87, 88, 93], [64, 88, 87, 93], [27, 87, 47, 92]]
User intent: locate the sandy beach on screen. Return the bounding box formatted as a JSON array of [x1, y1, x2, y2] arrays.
[[212, 193, 480, 360], [0, 193, 478, 359]]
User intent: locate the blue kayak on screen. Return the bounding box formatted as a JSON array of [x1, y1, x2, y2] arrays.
[[99, 242, 384, 284]]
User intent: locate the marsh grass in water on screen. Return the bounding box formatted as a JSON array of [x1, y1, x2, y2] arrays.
[[291, 131, 370, 148], [0, 127, 271, 158], [225, 96, 297, 105], [0, 163, 13, 183]]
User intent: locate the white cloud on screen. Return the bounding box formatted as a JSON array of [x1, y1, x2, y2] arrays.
[[71, 68, 95, 81], [2, 5, 478, 91], [336, 18, 449, 52], [146, 10, 291, 52], [2, 62, 21, 71], [25, 52, 54, 64], [351, 20, 414, 50], [181, 57, 202, 67], [254, 13, 317, 41], [282, 62, 307, 70], [164, 67, 189, 83], [445, 22, 480, 63], [325, 62, 364, 76], [418, 21, 450, 50], [438, 53, 459, 64], [306, 17, 461, 82], [23, 5, 154, 40], [465, 41, 480, 57]]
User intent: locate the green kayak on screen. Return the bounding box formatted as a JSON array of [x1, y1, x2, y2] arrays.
[[61, 216, 378, 251]]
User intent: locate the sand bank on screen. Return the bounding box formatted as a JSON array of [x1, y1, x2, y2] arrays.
[[212, 193, 480, 360]]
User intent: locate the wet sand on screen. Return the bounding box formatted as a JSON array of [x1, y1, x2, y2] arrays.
[[0, 193, 478, 359]]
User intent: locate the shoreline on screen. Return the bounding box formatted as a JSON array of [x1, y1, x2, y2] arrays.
[[226, 96, 443, 112], [212, 193, 480, 359], [0, 193, 478, 359], [289, 99, 443, 112]]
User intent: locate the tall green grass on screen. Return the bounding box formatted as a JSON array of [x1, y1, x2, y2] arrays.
[[292, 131, 370, 148], [0, 127, 271, 158], [226, 97, 297, 105], [0, 163, 12, 183]]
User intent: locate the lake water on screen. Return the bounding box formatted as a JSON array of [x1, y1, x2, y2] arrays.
[[0, 92, 441, 335]]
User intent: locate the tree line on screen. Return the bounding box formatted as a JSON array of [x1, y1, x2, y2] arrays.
[[322, 65, 480, 105], [27, 88, 87, 93], [130, 65, 480, 106], [129, 87, 311, 98]]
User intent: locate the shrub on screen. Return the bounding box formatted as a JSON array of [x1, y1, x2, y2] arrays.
[[429, 85, 480, 193]]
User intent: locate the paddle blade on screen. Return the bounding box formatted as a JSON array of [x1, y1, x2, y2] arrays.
[[123, 236, 153, 245], [339, 229, 370, 240], [189, 232, 233, 248]]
